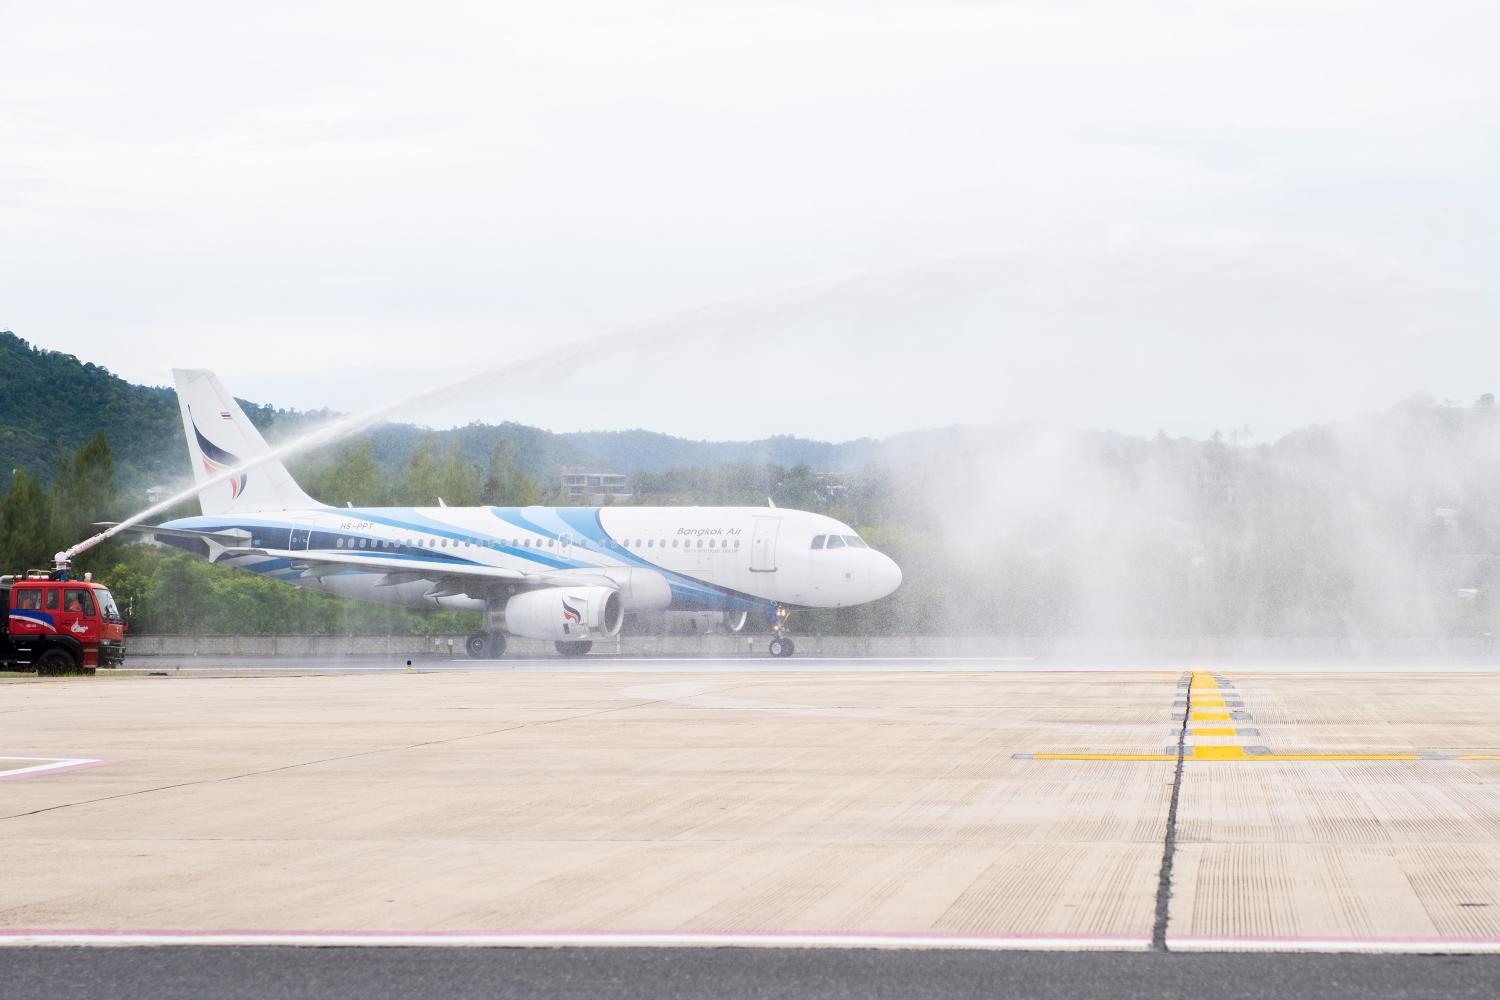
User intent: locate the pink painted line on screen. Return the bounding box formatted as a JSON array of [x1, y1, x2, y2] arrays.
[[0, 928, 1152, 951], [0, 757, 109, 781]]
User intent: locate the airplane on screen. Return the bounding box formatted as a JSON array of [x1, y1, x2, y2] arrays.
[[131, 370, 902, 658]]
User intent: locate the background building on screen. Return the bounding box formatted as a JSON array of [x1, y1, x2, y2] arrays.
[[559, 467, 632, 504]]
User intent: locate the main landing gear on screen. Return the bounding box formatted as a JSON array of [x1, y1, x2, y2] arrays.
[[466, 632, 507, 659], [767, 605, 795, 658]]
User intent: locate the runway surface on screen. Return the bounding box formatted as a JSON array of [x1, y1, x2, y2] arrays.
[[5, 659, 1500, 995], [4, 947, 1500, 1000]]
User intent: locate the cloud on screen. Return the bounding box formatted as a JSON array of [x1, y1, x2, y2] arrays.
[[1, 0, 1496, 440]]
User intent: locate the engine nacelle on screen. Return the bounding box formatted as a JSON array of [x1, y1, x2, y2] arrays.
[[609, 568, 672, 612], [504, 586, 623, 641]]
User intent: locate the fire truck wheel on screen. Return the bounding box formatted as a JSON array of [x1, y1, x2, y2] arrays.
[[35, 649, 78, 676]]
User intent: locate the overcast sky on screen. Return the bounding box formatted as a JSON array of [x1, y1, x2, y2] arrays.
[[2, 1, 1497, 443]]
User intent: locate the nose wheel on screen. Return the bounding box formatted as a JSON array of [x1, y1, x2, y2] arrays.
[[767, 605, 794, 657]]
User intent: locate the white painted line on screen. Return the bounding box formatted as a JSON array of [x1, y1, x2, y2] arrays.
[[1170, 937, 1500, 954], [0, 931, 1151, 951], [0, 757, 103, 780]]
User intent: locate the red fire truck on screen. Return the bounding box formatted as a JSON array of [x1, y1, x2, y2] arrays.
[[1, 572, 126, 675]]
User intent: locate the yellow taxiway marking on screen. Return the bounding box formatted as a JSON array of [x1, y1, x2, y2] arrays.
[[1022, 672, 1500, 763], [1191, 746, 1248, 760]]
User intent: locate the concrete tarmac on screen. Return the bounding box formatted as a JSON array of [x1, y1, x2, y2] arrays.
[[4, 660, 1500, 963]]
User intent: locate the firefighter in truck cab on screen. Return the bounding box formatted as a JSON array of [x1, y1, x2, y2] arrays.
[[2, 572, 126, 674]]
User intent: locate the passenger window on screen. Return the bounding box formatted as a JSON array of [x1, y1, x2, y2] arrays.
[[735, 540, 741, 548], [18, 590, 40, 610], [336, 538, 344, 548], [708, 540, 715, 548], [826, 535, 846, 550], [697, 539, 704, 548], [45, 589, 59, 611], [548, 539, 555, 548], [524, 539, 532, 547], [647, 539, 654, 548], [810, 535, 826, 550], [672, 540, 679, 548], [844, 535, 868, 549], [64, 589, 94, 615]]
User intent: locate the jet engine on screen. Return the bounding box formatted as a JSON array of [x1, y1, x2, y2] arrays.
[[504, 586, 623, 641]]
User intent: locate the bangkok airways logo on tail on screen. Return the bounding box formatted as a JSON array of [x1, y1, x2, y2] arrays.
[[189, 407, 248, 499], [561, 600, 582, 625]]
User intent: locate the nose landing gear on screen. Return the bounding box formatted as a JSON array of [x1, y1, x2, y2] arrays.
[[767, 605, 795, 658]]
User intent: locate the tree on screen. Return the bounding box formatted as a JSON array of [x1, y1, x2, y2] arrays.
[[481, 439, 544, 506], [397, 435, 480, 507], [299, 439, 388, 507], [1, 467, 48, 570], [48, 432, 119, 571]]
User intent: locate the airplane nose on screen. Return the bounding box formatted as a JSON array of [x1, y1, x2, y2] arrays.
[[871, 551, 902, 599]]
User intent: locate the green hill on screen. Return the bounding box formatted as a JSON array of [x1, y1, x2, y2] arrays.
[[0, 330, 867, 495]]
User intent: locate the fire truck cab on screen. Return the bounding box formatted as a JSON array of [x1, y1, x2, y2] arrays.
[[1, 573, 126, 675]]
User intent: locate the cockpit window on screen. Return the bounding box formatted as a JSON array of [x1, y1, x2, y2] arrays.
[[810, 535, 825, 550], [825, 535, 846, 550], [844, 535, 868, 549]]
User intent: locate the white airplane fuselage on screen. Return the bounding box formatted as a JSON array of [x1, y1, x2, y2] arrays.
[[158, 503, 902, 619]]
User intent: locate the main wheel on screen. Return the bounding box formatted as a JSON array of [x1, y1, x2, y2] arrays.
[[769, 637, 792, 658], [466, 632, 507, 659], [554, 640, 593, 657], [35, 648, 77, 676]]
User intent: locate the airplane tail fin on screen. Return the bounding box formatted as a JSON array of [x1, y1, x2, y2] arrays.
[[172, 369, 322, 516]]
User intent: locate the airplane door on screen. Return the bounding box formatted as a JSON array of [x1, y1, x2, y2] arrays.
[[559, 532, 573, 556], [289, 518, 316, 551], [750, 518, 779, 572]]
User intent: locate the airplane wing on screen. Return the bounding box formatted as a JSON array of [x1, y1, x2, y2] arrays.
[[116, 523, 633, 601], [94, 522, 254, 548], [248, 552, 628, 600]]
